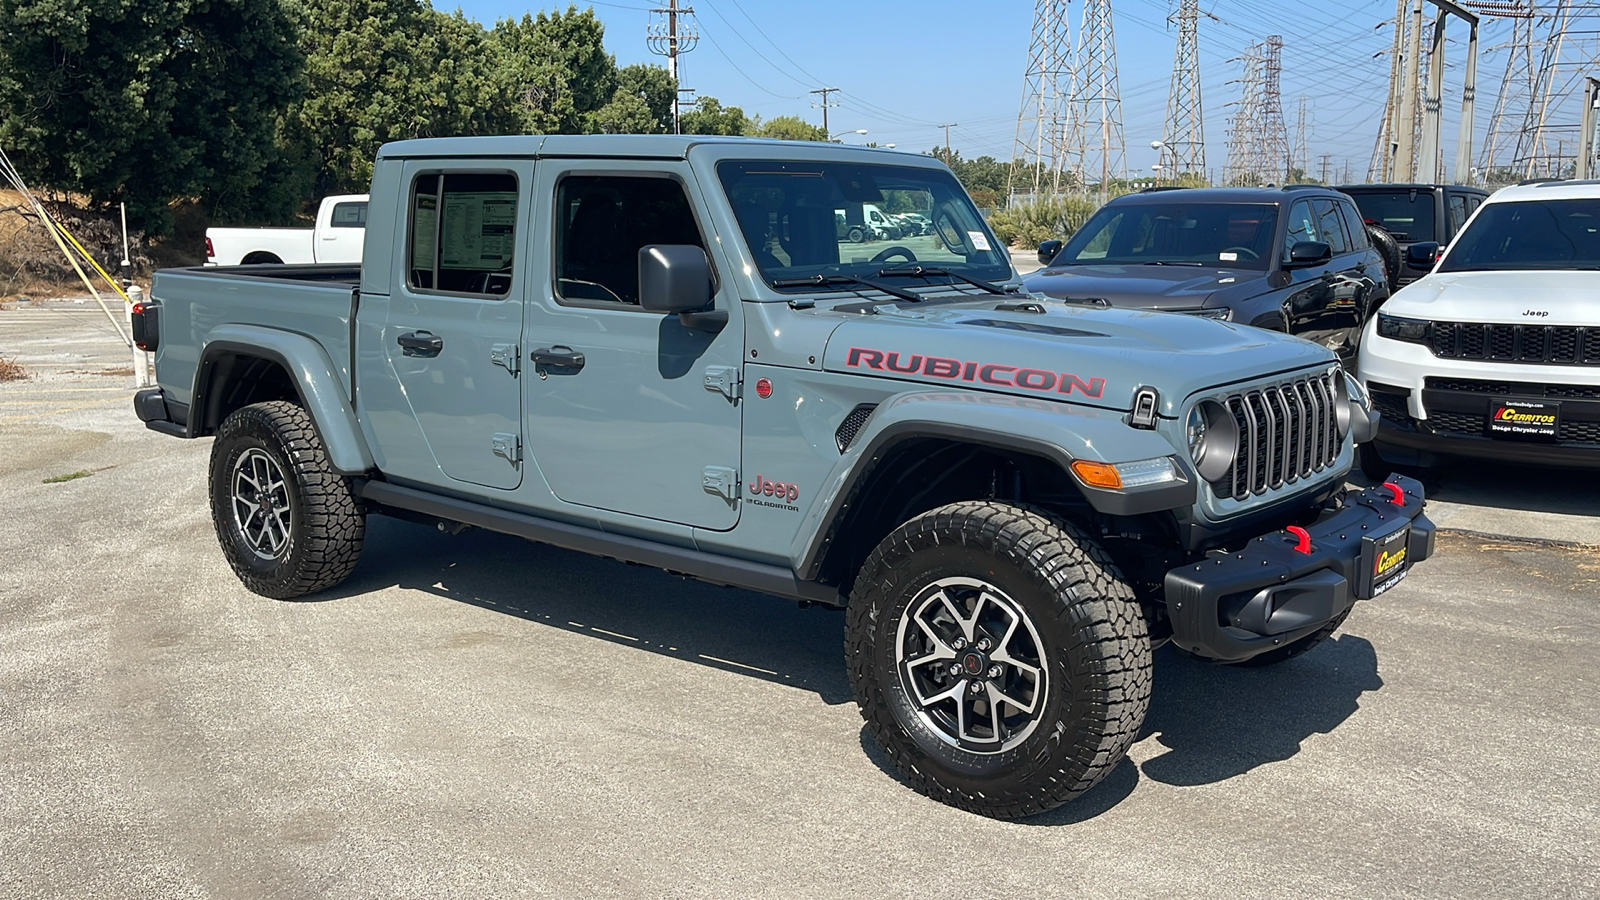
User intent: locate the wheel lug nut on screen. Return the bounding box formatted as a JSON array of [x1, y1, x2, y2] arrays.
[[988, 665, 1002, 679], [951, 637, 967, 650], [970, 681, 983, 694], [949, 663, 963, 677], [976, 638, 992, 651]]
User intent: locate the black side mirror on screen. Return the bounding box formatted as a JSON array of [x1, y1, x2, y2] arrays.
[[1038, 239, 1064, 266], [639, 245, 712, 313], [1406, 241, 1441, 269], [1284, 240, 1332, 269]]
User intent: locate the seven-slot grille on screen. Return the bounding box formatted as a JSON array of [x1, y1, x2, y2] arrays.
[[1428, 322, 1600, 367], [1211, 370, 1343, 501]]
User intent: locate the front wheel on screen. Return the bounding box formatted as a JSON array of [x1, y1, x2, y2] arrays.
[[846, 501, 1152, 819], [209, 401, 365, 599]]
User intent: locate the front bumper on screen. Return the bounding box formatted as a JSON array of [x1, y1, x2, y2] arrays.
[[1163, 475, 1434, 662]]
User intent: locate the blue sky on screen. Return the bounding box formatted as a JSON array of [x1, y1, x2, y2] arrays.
[[448, 1, 1571, 182]]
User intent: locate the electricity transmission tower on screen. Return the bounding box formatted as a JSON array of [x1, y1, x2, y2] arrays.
[[1224, 38, 1291, 186], [1370, 0, 1411, 181], [1478, 3, 1539, 181], [1008, 0, 1076, 199], [647, 1, 699, 132], [1295, 96, 1309, 181], [1070, 0, 1127, 199], [1513, 2, 1570, 178], [1163, 0, 1207, 180]]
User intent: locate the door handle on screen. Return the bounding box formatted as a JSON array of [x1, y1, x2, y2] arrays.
[[396, 331, 444, 357], [529, 346, 586, 371]]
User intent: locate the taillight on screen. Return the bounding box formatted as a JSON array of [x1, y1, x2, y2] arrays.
[[205, 236, 214, 259], [131, 302, 159, 352]]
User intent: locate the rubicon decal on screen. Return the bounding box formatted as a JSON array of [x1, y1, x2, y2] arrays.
[[845, 347, 1106, 398]]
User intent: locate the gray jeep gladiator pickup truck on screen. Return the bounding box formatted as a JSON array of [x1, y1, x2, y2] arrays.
[[131, 135, 1434, 819]]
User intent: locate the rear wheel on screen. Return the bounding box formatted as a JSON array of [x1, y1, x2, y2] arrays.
[[209, 401, 365, 599], [846, 501, 1152, 819]]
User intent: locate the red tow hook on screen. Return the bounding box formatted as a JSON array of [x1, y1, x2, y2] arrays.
[[1285, 525, 1312, 554], [1382, 481, 1406, 506]]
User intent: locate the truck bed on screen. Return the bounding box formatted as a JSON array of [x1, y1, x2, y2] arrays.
[[150, 264, 362, 411]]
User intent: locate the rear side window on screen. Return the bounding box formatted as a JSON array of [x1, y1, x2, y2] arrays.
[[1314, 199, 1351, 254], [1348, 190, 1436, 242], [407, 172, 518, 296], [554, 175, 706, 306], [1448, 194, 1469, 236], [331, 201, 367, 228], [1339, 200, 1370, 249]]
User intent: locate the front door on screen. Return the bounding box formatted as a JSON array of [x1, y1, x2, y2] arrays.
[[378, 161, 531, 491], [522, 162, 744, 530]]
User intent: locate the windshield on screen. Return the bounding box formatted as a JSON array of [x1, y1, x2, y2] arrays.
[[1438, 198, 1600, 272], [716, 160, 1011, 290], [1348, 190, 1435, 242], [1051, 202, 1278, 270]]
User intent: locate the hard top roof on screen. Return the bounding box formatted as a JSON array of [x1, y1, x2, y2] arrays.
[[1112, 185, 1342, 205], [375, 134, 943, 168]]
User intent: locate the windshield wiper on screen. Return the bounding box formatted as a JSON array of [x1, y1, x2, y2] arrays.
[[875, 265, 1012, 295], [1142, 260, 1206, 267], [771, 273, 923, 302]]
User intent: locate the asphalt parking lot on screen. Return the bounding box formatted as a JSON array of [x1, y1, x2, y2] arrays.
[[3, 307, 1598, 898]]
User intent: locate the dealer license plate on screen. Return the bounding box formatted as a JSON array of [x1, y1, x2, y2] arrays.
[[1488, 397, 1560, 440], [1357, 523, 1412, 599]]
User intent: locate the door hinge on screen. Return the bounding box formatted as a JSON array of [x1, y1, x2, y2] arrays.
[[491, 343, 521, 376], [492, 432, 522, 465], [702, 465, 739, 500], [703, 365, 741, 402]]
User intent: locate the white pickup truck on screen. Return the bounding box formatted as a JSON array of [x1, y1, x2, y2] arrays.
[[205, 194, 368, 266]]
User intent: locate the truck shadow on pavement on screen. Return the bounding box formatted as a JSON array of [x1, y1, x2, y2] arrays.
[[323, 517, 855, 704], [327, 519, 1384, 821]]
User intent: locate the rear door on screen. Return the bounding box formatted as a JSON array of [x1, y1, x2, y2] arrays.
[[1279, 198, 1357, 349], [373, 162, 531, 492]]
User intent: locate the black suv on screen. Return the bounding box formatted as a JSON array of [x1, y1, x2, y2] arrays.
[[1335, 183, 1490, 287], [1024, 186, 1392, 358]]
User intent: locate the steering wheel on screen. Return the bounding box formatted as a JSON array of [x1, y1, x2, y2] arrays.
[[1222, 246, 1260, 261], [870, 246, 918, 264]]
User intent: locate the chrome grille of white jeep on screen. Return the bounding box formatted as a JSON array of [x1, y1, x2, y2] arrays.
[[1213, 370, 1342, 501]]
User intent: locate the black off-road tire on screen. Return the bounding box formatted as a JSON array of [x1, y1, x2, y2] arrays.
[[1231, 608, 1352, 667], [846, 501, 1152, 819], [1365, 224, 1402, 290], [209, 401, 365, 599]]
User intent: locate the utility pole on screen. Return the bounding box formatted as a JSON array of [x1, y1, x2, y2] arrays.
[[1579, 76, 1600, 179], [1164, 0, 1209, 180], [1396, 0, 1425, 181], [939, 123, 958, 163], [1320, 153, 1334, 183], [1008, 0, 1074, 199], [810, 87, 840, 135], [1070, 0, 1127, 200], [647, 1, 698, 132]]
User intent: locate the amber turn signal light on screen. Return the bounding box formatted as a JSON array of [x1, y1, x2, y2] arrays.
[[1070, 460, 1122, 490]]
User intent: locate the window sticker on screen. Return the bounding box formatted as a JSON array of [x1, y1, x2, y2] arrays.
[[1219, 251, 1238, 261], [411, 194, 437, 268], [967, 231, 991, 251], [441, 192, 517, 271]]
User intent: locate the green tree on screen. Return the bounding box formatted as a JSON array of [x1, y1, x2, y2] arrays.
[[608, 64, 676, 134], [493, 5, 616, 135], [754, 115, 827, 142], [0, 0, 305, 233], [680, 97, 750, 136], [292, 1, 520, 195]]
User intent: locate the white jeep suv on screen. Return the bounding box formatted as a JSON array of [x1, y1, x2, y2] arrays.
[[1358, 179, 1600, 474]]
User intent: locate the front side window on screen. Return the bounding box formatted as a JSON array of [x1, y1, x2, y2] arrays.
[[1284, 199, 1321, 258], [717, 160, 1010, 289], [1448, 194, 1469, 235], [554, 175, 706, 306], [1052, 202, 1278, 270], [1314, 199, 1350, 254], [1438, 198, 1600, 272], [407, 173, 518, 295], [331, 201, 368, 228]]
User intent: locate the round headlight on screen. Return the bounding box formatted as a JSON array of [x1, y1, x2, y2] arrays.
[[1188, 399, 1239, 483], [1187, 405, 1207, 455]]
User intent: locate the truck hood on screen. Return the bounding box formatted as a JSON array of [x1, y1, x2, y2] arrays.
[[1020, 264, 1257, 311], [1386, 270, 1600, 327], [820, 301, 1336, 415]]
